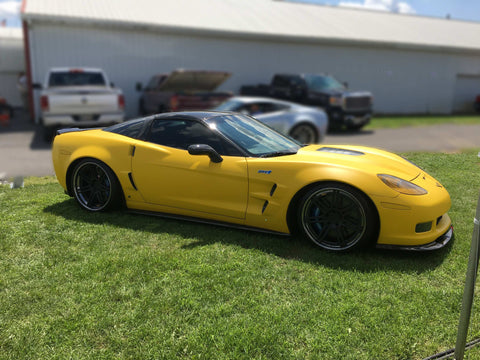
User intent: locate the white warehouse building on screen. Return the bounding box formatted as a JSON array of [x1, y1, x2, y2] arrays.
[[0, 27, 24, 107], [21, 0, 480, 121]]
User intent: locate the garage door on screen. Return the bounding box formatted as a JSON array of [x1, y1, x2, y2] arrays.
[[452, 74, 480, 113]]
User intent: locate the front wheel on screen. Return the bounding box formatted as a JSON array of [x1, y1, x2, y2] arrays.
[[289, 123, 318, 144], [296, 182, 377, 251], [71, 159, 122, 212]]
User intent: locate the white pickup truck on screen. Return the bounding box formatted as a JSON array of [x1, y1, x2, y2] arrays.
[[38, 67, 125, 139]]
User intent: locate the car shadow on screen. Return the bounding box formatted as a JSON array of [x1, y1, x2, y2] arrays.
[[0, 107, 52, 150], [44, 198, 453, 274]]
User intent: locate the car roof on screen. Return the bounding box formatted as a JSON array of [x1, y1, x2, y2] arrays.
[[151, 110, 236, 121], [227, 96, 316, 110]]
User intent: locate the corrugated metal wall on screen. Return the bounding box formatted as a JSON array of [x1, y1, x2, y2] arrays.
[[27, 22, 480, 121]]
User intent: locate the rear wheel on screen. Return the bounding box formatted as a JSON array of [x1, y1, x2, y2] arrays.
[[297, 182, 377, 251], [289, 123, 318, 144], [71, 159, 122, 212]]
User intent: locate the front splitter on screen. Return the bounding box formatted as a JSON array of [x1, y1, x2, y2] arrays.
[[376, 225, 454, 251]]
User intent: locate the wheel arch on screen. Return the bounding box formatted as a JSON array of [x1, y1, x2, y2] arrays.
[[66, 156, 125, 208], [289, 121, 319, 143], [286, 180, 380, 241]]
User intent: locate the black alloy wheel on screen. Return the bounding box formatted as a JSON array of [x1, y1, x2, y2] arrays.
[[297, 182, 377, 251], [71, 159, 121, 212]]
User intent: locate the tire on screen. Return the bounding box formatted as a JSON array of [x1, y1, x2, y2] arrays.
[[71, 158, 122, 212], [289, 123, 318, 144], [296, 182, 377, 251]]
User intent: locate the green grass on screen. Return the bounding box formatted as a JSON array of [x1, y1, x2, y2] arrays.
[[2, 151, 480, 359], [367, 115, 480, 129]]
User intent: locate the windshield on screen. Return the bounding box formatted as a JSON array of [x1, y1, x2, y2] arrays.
[[48, 71, 107, 87], [214, 99, 242, 112], [304, 74, 345, 92], [206, 114, 301, 157]]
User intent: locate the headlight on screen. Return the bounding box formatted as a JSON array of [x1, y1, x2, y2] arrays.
[[329, 96, 343, 106], [377, 174, 428, 195]]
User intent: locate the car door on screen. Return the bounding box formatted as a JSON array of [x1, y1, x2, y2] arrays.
[[131, 117, 248, 219], [252, 102, 291, 134]]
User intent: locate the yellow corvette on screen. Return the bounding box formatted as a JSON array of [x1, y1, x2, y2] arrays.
[[52, 111, 453, 252]]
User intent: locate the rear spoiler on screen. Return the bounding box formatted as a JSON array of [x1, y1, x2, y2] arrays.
[[56, 127, 102, 135]]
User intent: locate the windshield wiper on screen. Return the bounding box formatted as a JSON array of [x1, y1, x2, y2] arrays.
[[260, 150, 298, 158]]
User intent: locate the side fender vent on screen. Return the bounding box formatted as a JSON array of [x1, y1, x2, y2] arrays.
[[128, 172, 137, 190], [270, 183, 277, 197], [262, 200, 269, 214]]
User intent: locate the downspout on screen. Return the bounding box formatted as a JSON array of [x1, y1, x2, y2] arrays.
[[21, 0, 35, 122]]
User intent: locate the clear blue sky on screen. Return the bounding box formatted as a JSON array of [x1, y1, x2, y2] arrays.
[[1, 0, 480, 27], [289, 0, 480, 22]]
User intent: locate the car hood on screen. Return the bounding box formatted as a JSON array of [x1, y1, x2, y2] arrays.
[[295, 144, 421, 181], [159, 70, 231, 92]]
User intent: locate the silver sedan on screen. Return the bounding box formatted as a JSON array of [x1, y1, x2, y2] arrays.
[[214, 96, 328, 144]]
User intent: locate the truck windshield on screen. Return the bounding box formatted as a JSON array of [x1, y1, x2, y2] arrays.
[[48, 71, 106, 87], [304, 75, 345, 92], [206, 113, 301, 157]]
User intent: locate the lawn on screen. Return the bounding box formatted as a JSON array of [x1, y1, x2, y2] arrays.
[[367, 115, 480, 129], [2, 150, 480, 359]]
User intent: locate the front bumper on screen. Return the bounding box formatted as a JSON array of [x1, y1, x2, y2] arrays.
[[376, 225, 454, 251], [327, 107, 371, 126], [344, 113, 371, 127]]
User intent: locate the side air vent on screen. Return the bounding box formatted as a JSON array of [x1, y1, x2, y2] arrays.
[[317, 147, 364, 156], [270, 184, 277, 197], [262, 200, 269, 214], [128, 172, 137, 190]]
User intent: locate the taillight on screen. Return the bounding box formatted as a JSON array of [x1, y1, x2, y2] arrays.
[[170, 95, 179, 111], [476, 95, 480, 102], [118, 94, 125, 110], [40, 95, 49, 112]]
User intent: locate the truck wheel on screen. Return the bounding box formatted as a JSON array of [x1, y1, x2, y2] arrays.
[[289, 123, 318, 144]]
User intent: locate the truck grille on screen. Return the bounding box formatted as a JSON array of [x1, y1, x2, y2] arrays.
[[344, 96, 371, 111]]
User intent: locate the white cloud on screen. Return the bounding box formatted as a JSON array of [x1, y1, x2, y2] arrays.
[[339, 0, 416, 14], [0, 1, 21, 26]]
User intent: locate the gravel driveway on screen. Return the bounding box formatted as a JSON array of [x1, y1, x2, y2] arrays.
[[1, 109, 479, 179]]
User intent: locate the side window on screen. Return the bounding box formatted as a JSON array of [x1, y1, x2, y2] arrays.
[[147, 119, 242, 156], [146, 76, 159, 90], [105, 118, 145, 138], [272, 75, 290, 87], [260, 102, 289, 113]]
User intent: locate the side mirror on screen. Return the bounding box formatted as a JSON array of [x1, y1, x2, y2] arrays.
[[136, 82, 143, 91], [343, 82, 349, 89], [32, 83, 42, 90], [188, 144, 223, 163]]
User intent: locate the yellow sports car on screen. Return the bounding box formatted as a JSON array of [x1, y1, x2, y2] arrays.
[[52, 111, 453, 252]]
